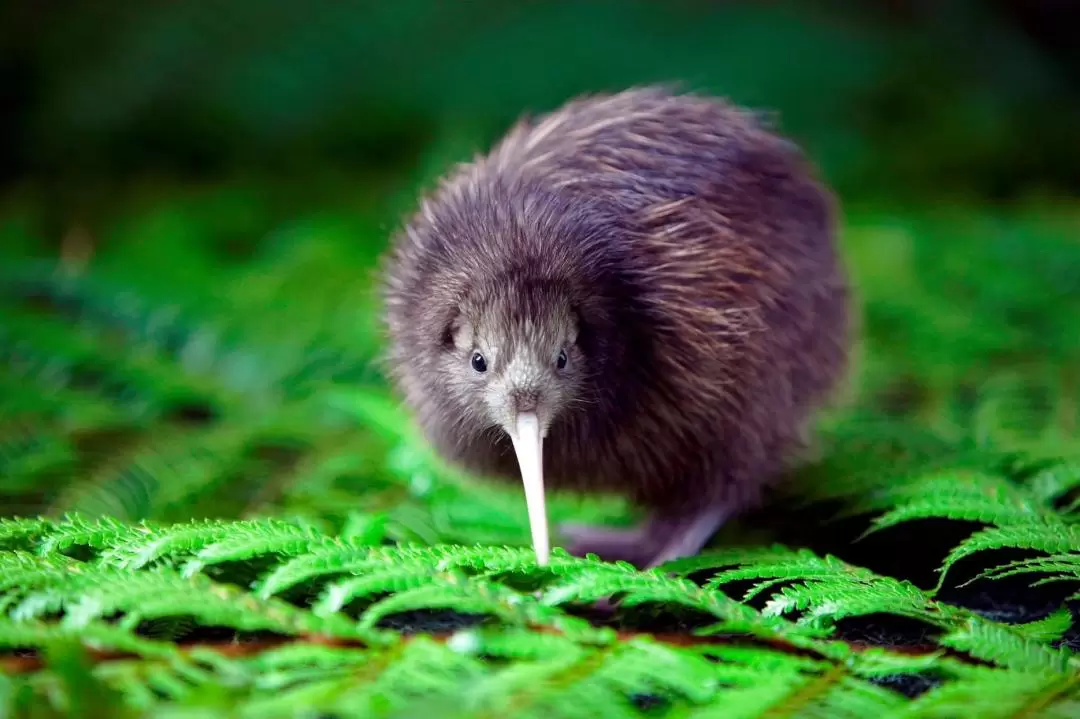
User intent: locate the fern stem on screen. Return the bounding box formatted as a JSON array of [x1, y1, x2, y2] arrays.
[[499, 644, 616, 718], [758, 663, 849, 718]]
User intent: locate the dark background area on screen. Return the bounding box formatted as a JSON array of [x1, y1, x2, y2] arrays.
[[2, 0, 1080, 218]]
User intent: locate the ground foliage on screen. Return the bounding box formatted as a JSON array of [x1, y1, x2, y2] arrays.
[[1, 192, 1080, 716]]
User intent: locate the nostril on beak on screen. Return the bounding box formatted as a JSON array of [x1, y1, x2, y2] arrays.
[[511, 388, 540, 413]]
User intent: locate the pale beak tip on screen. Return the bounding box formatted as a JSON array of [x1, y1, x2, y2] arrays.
[[508, 412, 550, 567]]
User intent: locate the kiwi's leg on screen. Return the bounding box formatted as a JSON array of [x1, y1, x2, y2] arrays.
[[559, 504, 730, 569], [557, 523, 650, 565], [639, 505, 732, 569]]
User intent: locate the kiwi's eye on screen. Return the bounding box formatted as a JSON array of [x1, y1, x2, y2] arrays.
[[470, 351, 488, 373], [556, 349, 568, 370]]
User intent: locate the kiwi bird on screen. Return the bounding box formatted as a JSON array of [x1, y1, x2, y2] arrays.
[[379, 85, 850, 569]]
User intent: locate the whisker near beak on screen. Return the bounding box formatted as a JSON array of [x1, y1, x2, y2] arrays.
[[507, 412, 549, 566]]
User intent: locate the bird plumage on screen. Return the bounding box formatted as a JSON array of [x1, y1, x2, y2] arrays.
[[380, 85, 850, 568]]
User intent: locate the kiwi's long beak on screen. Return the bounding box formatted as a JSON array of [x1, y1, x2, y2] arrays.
[[508, 412, 549, 566]]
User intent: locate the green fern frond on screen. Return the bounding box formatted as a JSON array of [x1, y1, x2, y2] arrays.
[[788, 416, 986, 509], [664, 547, 943, 630], [0, 264, 210, 360], [0, 363, 123, 427], [760, 577, 938, 630], [0, 550, 85, 615], [683, 661, 909, 719], [358, 571, 610, 643], [38, 638, 139, 718], [0, 545, 372, 642], [0, 515, 57, 550], [254, 543, 589, 599], [208, 640, 369, 678], [447, 626, 583, 662], [1, 264, 285, 404], [0, 324, 141, 428], [311, 568, 441, 617], [5, 202, 1080, 714], [936, 522, 1080, 590], [0, 618, 181, 663], [275, 636, 486, 718], [50, 424, 264, 521], [0, 305, 239, 420], [93, 516, 326, 571], [549, 637, 720, 709], [404, 632, 720, 719], [1026, 458, 1080, 507], [1011, 607, 1074, 643], [540, 561, 808, 642], [841, 644, 952, 680], [655, 542, 1080, 682], [975, 555, 1080, 599], [0, 422, 78, 498], [936, 618, 1076, 672], [666, 546, 881, 601], [896, 667, 1080, 719], [861, 470, 1059, 537], [36, 514, 157, 558], [971, 370, 1064, 450], [3, 493, 1080, 715]]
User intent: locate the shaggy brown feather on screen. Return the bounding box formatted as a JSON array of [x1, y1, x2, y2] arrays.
[[380, 85, 850, 568]]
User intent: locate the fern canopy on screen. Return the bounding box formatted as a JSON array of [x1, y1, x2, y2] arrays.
[[3, 184, 1080, 717]]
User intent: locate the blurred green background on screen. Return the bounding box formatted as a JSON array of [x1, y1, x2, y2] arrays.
[[1, 0, 1079, 536], [4, 0, 1080, 201]]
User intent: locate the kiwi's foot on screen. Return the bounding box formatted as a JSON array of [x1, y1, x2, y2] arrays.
[[559, 504, 732, 571]]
